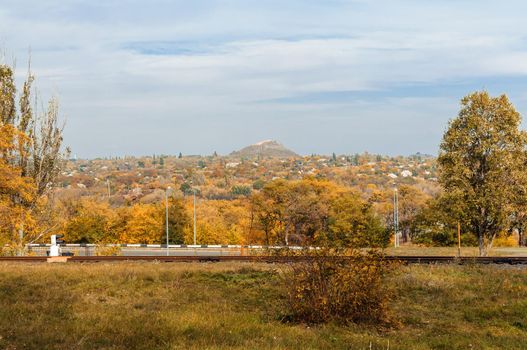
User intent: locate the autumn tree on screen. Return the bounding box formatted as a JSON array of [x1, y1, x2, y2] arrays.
[[0, 61, 68, 250], [0, 124, 36, 253], [250, 179, 288, 245], [163, 197, 190, 244], [438, 91, 527, 256], [61, 199, 118, 243], [410, 195, 475, 246], [396, 185, 430, 243], [326, 191, 388, 247], [183, 199, 249, 245], [251, 178, 387, 247], [118, 204, 163, 244]]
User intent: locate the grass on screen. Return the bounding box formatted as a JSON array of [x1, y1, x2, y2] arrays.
[[0, 262, 526, 349], [385, 245, 527, 257]]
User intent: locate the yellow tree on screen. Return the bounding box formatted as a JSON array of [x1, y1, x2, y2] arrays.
[[61, 199, 118, 243], [0, 62, 68, 249], [0, 124, 36, 253], [119, 204, 163, 244], [438, 91, 527, 256]]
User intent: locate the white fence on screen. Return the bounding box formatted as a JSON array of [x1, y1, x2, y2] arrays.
[[25, 244, 306, 256]]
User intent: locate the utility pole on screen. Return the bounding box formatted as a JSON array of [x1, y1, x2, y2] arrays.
[[165, 187, 171, 256], [457, 222, 461, 257], [394, 187, 399, 248], [106, 179, 111, 199], [193, 188, 197, 245]]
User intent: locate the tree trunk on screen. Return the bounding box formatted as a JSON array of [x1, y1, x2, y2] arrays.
[[478, 234, 486, 256]]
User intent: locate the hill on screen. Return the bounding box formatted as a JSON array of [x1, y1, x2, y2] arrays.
[[230, 140, 298, 158]]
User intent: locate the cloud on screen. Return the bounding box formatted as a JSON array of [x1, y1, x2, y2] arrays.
[[1, 0, 527, 157]]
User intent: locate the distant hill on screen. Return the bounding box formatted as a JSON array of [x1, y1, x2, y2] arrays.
[[230, 140, 298, 158]]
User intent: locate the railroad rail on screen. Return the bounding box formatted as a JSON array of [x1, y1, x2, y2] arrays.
[[1, 255, 527, 264]]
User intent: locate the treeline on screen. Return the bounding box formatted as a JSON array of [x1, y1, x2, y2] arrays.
[[56, 174, 520, 249], [57, 178, 389, 247]]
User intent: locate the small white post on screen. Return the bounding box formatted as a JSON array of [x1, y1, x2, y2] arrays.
[[50, 235, 60, 257]]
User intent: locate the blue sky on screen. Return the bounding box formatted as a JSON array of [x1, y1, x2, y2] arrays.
[[1, 0, 527, 157]]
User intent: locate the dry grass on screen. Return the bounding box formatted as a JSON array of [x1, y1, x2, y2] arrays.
[[0, 261, 526, 349], [385, 245, 527, 257]]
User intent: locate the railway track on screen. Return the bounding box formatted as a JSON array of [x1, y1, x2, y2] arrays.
[[1, 255, 527, 264]]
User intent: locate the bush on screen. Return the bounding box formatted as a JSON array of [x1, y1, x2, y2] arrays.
[[230, 185, 251, 197], [95, 245, 122, 256], [493, 233, 518, 247], [282, 249, 395, 327]]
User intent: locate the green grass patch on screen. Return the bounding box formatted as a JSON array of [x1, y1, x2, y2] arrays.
[[0, 262, 526, 349]]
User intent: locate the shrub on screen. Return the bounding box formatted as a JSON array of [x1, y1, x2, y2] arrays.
[[95, 245, 122, 256], [231, 185, 251, 197], [282, 249, 395, 327], [493, 233, 518, 247]]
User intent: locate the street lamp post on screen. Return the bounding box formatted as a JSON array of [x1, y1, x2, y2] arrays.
[[165, 186, 171, 256], [193, 188, 197, 245], [393, 186, 399, 248]]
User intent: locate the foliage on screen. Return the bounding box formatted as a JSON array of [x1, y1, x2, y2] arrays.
[[94, 244, 122, 256], [282, 249, 395, 326], [493, 233, 518, 247], [0, 62, 67, 251], [118, 204, 163, 244], [326, 192, 389, 247], [61, 199, 118, 243], [179, 182, 193, 195], [252, 179, 265, 190], [438, 91, 527, 255], [410, 196, 477, 246], [251, 178, 388, 247], [0, 124, 36, 253], [230, 185, 251, 197], [164, 197, 190, 244], [184, 199, 249, 244]]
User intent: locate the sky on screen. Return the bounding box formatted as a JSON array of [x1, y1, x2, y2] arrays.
[[1, 0, 527, 158]]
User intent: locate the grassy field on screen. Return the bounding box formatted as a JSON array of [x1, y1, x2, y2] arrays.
[[385, 245, 527, 257], [0, 262, 526, 349]]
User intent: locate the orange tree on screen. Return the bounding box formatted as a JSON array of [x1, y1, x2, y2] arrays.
[[60, 199, 118, 243], [0, 62, 67, 250], [251, 178, 388, 247], [0, 124, 36, 253]]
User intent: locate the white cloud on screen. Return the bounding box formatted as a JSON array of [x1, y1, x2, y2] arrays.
[[1, 0, 527, 157]]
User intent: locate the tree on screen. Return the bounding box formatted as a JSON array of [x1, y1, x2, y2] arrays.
[[61, 199, 117, 243], [410, 196, 476, 246], [119, 204, 163, 244], [326, 192, 388, 247], [0, 124, 36, 253], [231, 185, 251, 197], [0, 62, 68, 250], [438, 91, 527, 255], [397, 185, 430, 243], [163, 197, 190, 244], [251, 178, 388, 247], [180, 182, 193, 196]]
